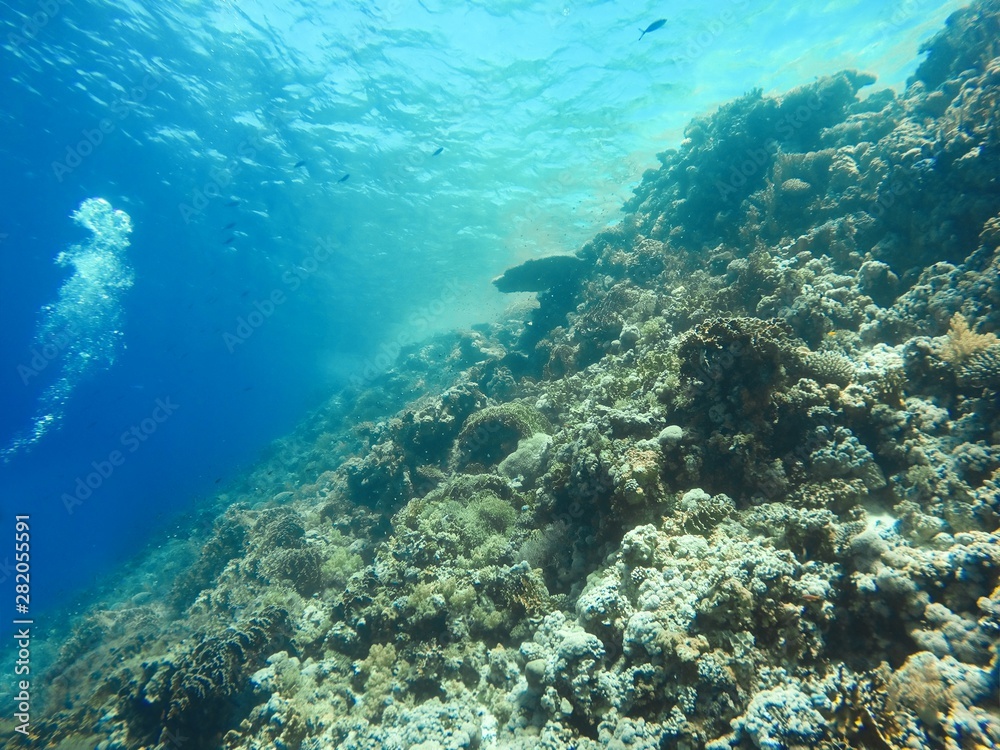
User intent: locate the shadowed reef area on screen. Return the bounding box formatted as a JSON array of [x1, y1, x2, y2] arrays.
[[12, 2, 1000, 748]]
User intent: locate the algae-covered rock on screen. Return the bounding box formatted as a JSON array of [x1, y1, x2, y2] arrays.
[[454, 400, 548, 468]]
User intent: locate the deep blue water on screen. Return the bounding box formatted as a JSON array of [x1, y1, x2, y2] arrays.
[[0, 0, 966, 617]]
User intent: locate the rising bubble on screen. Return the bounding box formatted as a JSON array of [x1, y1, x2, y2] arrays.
[[3, 198, 134, 461]]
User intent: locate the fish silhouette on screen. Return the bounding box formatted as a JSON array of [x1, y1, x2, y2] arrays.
[[294, 160, 307, 168], [638, 18, 666, 40], [432, 147, 444, 156], [338, 173, 350, 183]]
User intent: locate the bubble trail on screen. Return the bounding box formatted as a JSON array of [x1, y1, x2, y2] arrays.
[[3, 198, 134, 461]]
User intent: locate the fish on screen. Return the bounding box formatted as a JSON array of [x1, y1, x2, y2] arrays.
[[638, 18, 666, 40], [432, 147, 444, 156], [223, 221, 237, 230], [294, 160, 307, 168], [224, 198, 240, 206], [338, 173, 350, 183], [223, 236, 235, 244]]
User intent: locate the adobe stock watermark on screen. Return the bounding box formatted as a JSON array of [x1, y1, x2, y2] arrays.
[[16, 319, 82, 386], [520, 167, 579, 227], [6, 0, 69, 49], [715, 91, 825, 201], [384, 92, 484, 188], [689, 340, 746, 395], [61, 397, 180, 514], [178, 133, 263, 223], [0, 556, 14, 586], [752, 410, 839, 503], [222, 235, 337, 353], [370, 0, 404, 24], [674, 0, 751, 66], [543, 5, 572, 31], [179, 111, 287, 223], [870, 172, 917, 221], [51, 70, 163, 183], [880, 0, 934, 32], [348, 277, 467, 388], [390, 78, 570, 190]]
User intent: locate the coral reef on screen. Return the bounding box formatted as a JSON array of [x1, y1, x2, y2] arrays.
[[13, 3, 1000, 750], [492, 255, 587, 293]]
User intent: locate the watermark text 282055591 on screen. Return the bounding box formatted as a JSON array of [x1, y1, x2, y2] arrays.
[[12, 514, 33, 736], [61, 397, 179, 515], [7, 0, 69, 49], [14, 515, 31, 617], [51, 71, 162, 183]]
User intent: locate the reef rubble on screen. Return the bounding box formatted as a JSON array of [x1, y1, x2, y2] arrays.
[[14, 3, 1000, 749]]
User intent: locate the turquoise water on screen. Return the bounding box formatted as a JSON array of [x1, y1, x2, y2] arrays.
[[0, 0, 967, 630]]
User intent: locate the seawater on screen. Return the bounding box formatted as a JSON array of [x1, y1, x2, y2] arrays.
[[0, 0, 966, 617]]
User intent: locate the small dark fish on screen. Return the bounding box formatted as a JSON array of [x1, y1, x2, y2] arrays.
[[223, 221, 236, 230], [243, 386, 254, 391], [223, 236, 235, 244], [432, 147, 444, 156], [224, 198, 240, 206], [638, 18, 666, 40], [294, 160, 306, 168], [338, 173, 350, 183], [214, 477, 222, 484]]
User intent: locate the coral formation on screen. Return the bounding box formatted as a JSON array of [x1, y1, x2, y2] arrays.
[[13, 4, 1000, 750], [492, 255, 588, 293]]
